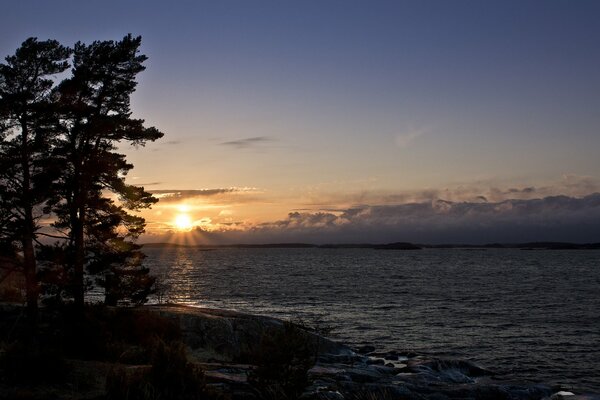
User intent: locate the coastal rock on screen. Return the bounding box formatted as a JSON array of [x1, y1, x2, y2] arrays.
[[317, 353, 364, 364], [356, 345, 376, 354], [148, 304, 352, 362], [406, 358, 494, 378], [153, 305, 560, 399], [549, 393, 600, 400]]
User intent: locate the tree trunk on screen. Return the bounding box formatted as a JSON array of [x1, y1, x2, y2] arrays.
[[22, 229, 38, 319], [20, 121, 38, 320], [73, 208, 85, 311]]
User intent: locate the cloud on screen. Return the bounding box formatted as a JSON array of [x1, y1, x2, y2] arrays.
[[219, 136, 274, 149], [150, 187, 257, 202], [137, 182, 162, 186], [395, 127, 426, 148], [506, 187, 536, 194], [263, 211, 340, 229], [296, 175, 600, 210], [150, 193, 600, 244]]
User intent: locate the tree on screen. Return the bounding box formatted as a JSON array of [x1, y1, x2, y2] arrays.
[[1, 34, 163, 311], [51, 34, 163, 309], [0, 38, 71, 317]]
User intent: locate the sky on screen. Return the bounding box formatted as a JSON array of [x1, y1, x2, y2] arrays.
[[2, 1, 600, 244]]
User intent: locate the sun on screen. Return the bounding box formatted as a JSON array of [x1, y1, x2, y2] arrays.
[[173, 213, 193, 232]]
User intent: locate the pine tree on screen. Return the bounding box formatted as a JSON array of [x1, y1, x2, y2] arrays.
[[51, 34, 163, 309], [0, 38, 71, 317]]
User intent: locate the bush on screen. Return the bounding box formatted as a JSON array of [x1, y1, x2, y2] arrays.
[[248, 322, 317, 400], [106, 339, 206, 400], [0, 268, 24, 303], [59, 306, 181, 362]]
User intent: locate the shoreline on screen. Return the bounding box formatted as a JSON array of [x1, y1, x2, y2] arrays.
[[1, 302, 591, 399], [148, 304, 595, 399]]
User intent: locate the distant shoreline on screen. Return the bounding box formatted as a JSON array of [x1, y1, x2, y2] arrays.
[[141, 241, 600, 250]]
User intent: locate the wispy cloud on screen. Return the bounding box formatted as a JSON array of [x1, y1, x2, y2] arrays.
[[395, 127, 427, 148], [219, 136, 274, 149], [137, 182, 162, 186], [150, 187, 258, 202]]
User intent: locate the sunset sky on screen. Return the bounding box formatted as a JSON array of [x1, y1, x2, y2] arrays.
[[2, 1, 600, 244]]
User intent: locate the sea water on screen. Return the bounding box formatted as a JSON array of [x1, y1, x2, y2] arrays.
[[142, 247, 600, 393]]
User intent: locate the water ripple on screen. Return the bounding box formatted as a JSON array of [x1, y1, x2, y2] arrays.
[[144, 248, 600, 393]]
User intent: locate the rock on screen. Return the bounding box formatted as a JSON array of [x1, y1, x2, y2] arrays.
[[145, 306, 561, 399], [548, 392, 600, 400], [309, 365, 347, 377], [318, 353, 365, 365], [370, 365, 403, 376], [356, 345, 376, 354], [406, 358, 494, 378], [300, 388, 345, 400], [551, 391, 577, 398], [148, 304, 352, 362], [204, 370, 248, 384], [344, 367, 384, 383]]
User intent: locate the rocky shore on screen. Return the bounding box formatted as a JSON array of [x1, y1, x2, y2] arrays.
[[1, 303, 597, 400], [145, 305, 593, 400]]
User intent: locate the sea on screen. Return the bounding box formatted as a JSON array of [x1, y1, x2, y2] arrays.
[[142, 247, 600, 393]]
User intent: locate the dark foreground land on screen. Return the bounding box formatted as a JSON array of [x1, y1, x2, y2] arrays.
[[0, 304, 594, 400]]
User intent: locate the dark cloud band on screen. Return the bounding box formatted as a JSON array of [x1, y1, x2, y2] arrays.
[[150, 188, 255, 201], [219, 136, 274, 149], [184, 193, 600, 244]]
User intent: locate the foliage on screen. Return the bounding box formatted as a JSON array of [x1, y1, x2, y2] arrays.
[[0, 34, 164, 310], [58, 305, 181, 362], [105, 341, 207, 400], [99, 309, 211, 400], [0, 242, 24, 302], [49, 34, 163, 308], [0, 306, 219, 399], [0, 38, 71, 314], [88, 239, 156, 306], [248, 322, 317, 400]]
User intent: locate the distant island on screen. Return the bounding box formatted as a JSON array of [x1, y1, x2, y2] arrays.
[[142, 241, 600, 250]]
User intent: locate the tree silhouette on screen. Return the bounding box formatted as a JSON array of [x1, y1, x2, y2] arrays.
[[0, 38, 71, 317], [1, 34, 163, 311]]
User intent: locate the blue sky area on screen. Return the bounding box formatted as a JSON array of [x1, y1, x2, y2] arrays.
[[2, 1, 599, 243]]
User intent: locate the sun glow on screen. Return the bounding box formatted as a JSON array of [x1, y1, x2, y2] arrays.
[[173, 213, 193, 231], [178, 204, 191, 212]]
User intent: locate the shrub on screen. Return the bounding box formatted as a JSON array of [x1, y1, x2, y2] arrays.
[[106, 339, 206, 400], [59, 306, 181, 362], [0, 267, 24, 303], [248, 322, 317, 400]]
